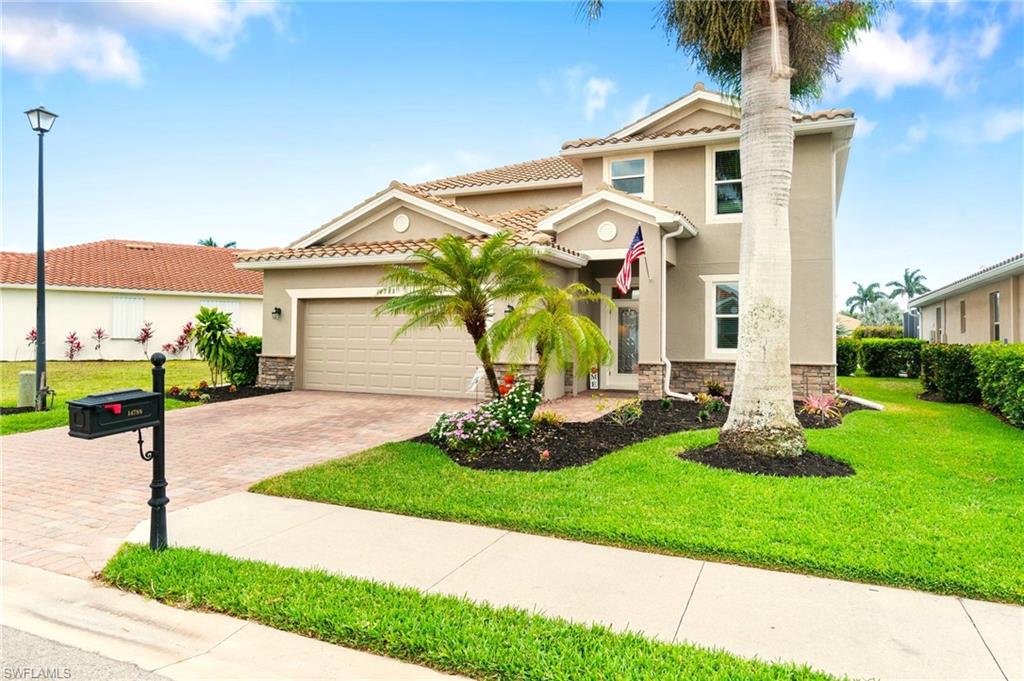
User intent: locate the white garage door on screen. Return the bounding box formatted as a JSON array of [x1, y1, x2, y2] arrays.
[[300, 298, 480, 397]]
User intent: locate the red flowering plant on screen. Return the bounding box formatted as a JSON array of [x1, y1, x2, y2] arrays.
[[26, 328, 37, 347], [168, 386, 182, 396], [64, 331, 84, 360], [91, 328, 108, 359], [135, 322, 155, 358], [198, 380, 209, 390]]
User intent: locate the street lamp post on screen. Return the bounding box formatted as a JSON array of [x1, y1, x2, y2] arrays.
[[25, 106, 58, 411]]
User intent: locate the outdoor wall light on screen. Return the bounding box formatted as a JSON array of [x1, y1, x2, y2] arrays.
[[25, 106, 58, 133], [271, 307, 282, 320]]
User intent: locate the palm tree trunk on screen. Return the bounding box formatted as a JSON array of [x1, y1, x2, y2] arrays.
[[466, 316, 501, 396], [719, 7, 806, 458], [533, 341, 547, 395]]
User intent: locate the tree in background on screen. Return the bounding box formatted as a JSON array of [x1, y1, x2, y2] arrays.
[[375, 232, 545, 396], [584, 0, 885, 457], [887, 268, 929, 305], [197, 238, 238, 248], [486, 283, 613, 397], [846, 281, 885, 315], [860, 298, 902, 326], [195, 307, 235, 385]]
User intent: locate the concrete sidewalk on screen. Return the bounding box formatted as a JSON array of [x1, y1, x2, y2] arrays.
[[129, 492, 1023, 681], [2, 560, 463, 680]]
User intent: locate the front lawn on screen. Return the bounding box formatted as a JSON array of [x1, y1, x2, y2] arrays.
[[103, 544, 838, 681], [0, 360, 210, 435], [254, 377, 1024, 604]]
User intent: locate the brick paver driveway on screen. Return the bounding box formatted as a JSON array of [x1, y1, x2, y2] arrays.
[[1, 391, 471, 579]]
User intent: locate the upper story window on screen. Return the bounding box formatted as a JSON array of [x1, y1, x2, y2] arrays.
[[714, 149, 742, 215], [609, 158, 646, 195], [990, 291, 1001, 341]]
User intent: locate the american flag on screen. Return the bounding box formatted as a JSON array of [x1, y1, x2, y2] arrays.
[[615, 226, 646, 295]]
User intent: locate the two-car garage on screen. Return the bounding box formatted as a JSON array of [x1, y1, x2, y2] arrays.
[[299, 298, 480, 398]]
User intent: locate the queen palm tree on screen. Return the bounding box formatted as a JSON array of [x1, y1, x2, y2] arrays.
[[584, 0, 884, 457], [486, 283, 614, 396], [375, 232, 545, 396], [197, 237, 238, 248], [887, 268, 929, 303], [845, 281, 884, 315]]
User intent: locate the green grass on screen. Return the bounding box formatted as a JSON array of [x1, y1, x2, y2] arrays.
[[103, 544, 840, 681], [1, 360, 210, 435], [254, 377, 1024, 605]]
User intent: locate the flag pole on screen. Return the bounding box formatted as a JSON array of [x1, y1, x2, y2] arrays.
[[640, 224, 653, 281]]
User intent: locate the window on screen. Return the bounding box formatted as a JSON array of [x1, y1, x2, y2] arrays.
[[714, 282, 740, 350], [714, 149, 742, 215], [959, 300, 967, 334], [200, 299, 242, 322], [990, 291, 1001, 341], [935, 306, 943, 343], [609, 158, 646, 195], [112, 297, 144, 339]]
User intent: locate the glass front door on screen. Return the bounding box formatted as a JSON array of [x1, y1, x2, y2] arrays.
[[607, 299, 640, 389]]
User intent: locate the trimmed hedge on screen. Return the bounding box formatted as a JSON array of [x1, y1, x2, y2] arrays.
[[859, 338, 926, 378], [853, 325, 903, 339], [971, 343, 1024, 427], [836, 338, 859, 376], [920, 344, 979, 403], [229, 335, 262, 387]]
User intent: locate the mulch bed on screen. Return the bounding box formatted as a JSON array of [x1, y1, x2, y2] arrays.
[[167, 385, 286, 404], [917, 390, 948, 403], [679, 446, 854, 478], [0, 405, 35, 416], [423, 398, 866, 472]]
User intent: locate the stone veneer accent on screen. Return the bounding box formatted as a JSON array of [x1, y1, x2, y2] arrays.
[[485, 363, 539, 399], [666, 361, 836, 397], [638, 363, 665, 400], [257, 355, 296, 390]]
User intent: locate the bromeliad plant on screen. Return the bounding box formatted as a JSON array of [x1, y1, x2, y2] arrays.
[[375, 232, 545, 397], [485, 283, 614, 396], [799, 393, 843, 425]]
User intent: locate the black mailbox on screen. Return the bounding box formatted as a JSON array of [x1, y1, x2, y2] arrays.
[[68, 389, 162, 439]]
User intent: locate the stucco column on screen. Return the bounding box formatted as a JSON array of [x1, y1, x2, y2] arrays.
[[637, 223, 662, 366]]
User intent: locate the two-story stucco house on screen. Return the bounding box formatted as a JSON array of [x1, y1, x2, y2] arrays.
[[238, 85, 856, 400]]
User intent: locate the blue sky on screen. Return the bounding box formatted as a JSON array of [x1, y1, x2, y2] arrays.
[[3, 1, 1022, 306]]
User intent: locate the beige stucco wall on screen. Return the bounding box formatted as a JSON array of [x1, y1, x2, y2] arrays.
[[450, 186, 581, 215], [326, 206, 461, 244], [918, 273, 1022, 344], [0, 286, 262, 361], [647, 108, 737, 135]]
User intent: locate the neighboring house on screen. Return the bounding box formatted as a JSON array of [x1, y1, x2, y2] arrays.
[[1, 240, 263, 361], [239, 84, 856, 400], [837, 313, 861, 334], [910, 253, 1023, 345]]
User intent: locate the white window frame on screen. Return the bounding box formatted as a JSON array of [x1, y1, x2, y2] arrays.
[[603, 152, 653, 200], [111, 296, 145, 339], [701, 274, 740, 359], [990, 290, 1001, 341], [706, 144, 742, 224]]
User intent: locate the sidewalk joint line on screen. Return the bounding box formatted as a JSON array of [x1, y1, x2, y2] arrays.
[[957, 598, 1008, 681], [152, 621, 249, 673], [672, 561, 705, 644], [425, 531, 510, 592]]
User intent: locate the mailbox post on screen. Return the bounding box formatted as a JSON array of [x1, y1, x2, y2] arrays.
[[68, 353, 169, 551]]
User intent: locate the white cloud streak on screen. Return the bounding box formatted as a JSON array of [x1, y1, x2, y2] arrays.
[[583, 77, 616, 121], [2, 16, 143, 84]]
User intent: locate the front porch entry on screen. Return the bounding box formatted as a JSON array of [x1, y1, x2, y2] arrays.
[[597, 277, 640, 391]]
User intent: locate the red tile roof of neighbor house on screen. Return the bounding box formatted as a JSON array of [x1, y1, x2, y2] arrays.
[[0, 240, 263, 295]]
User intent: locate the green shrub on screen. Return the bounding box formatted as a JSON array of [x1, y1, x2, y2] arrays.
[[228, 335, 262, 387], [971, 343, 1024, 427], [836, 338, 859, 376], [853, 325, 903, 340], [194, 306, 235, 385], [859, 338, 926, 378], [920, 344, 979, 403]]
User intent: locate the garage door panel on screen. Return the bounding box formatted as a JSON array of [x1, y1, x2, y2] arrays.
[[302, 297, 478, 398]]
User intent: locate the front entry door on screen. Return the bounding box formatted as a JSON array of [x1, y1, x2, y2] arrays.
[[602, 295, 640, 391]]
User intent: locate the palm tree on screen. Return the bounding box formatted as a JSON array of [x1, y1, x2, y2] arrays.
[[845, 281, 884, 315], [486, 283, 614, 396], [887, 268, 929, 303], [584, 0, 884, 458], [197, 237, 238, 248], [375, 233, 545, 396]]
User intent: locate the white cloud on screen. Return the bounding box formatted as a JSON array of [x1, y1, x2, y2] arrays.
[[836, 16, 960, 98], [853, 117, 877, 138], [976, 23, 1002, 59], [896, 122, 929, 152], [624, 94, 652, 126], [583, 77, 616, 121], [977, 109, 1024, 143], [1, 16, 142, 84], [0, 1, 280, 83]]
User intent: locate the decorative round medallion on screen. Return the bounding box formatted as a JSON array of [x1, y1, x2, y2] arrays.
[[392, 213, 410, 233], [597, 221, 617, 242]]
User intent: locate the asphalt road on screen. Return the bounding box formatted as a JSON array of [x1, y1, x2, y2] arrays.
[[1, 626, 165, 681]]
